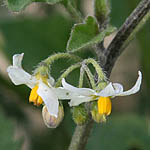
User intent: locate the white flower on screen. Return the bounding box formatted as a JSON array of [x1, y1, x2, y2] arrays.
[[62, 71, 142, 107], [7, 53, 71, 118]]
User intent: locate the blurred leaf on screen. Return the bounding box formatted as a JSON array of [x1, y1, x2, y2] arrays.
[[111, 0, 132, 27], [67, 16, 115, 52], [137, 23, 150, 88], [87, 114, 150, 150], [0, 108, 22, 150], [0, 14, 72, 71], [6, 0, 62, 12], [137, 21, 150, 112]]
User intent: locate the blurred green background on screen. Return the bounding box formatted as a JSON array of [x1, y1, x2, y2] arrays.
[[0, 0, 150, 150]]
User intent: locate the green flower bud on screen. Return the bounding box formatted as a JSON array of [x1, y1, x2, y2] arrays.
[[42, 105, 64, 128], [91, 101, 106, 123], [72, 104, 88, 125]]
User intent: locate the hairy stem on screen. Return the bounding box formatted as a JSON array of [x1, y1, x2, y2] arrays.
[[78, 67, 85, 88], [44, 53, 81, 65], [55, 63, 81, 87], [84, 58, 106, 82], [68, 116, 94, 150], [82, 65, 96, 89], [69, 0, 150, 149]]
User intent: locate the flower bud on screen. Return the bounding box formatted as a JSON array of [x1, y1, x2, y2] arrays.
[[91, 102, 106, 123], [42, 105, 64, 128], [72, 104, 88, 125]]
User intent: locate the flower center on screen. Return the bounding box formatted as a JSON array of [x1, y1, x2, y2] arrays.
[[29, 85, 43, 106], [97, 97, 111, 116]]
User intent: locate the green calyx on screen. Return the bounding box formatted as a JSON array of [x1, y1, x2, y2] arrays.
[[72, 104, 88, 125], [91, 101, 106, 123]]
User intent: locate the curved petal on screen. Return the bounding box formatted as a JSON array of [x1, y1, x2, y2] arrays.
[[112, 83, 123, 94], [97, 82, 116, 97], [13, 53, 24, 68], [62, 78, 96, 96], [37, 82, 59, 118], [117, 71, 142, 96], [69, 95, 92, 106], [7, 66, 36, 89]]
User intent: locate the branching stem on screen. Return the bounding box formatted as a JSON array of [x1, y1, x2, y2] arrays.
[[68, 0, 150, 149], [104, 0, 150, 75]]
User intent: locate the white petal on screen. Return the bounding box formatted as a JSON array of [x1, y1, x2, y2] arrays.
[[116, 71, 142, 96], [69, 95, 92, 106], [37, 82, 59, 118], [47, 76, 55, 86], [97, 82, 116, 97], [54, 87, 73, 99], [112, 83, 124, 94], [13, 53, 24, 68], [7, 66, 36, 89], [62, 78, 96, 96]]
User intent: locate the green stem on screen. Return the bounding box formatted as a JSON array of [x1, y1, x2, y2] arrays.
[[78, 67, 84, 88], [68, 115, 94, 150], [82, 65, 96, 89], [84, 58, 106, 82], [34, 53, 81, 75], [55, 63, 81, 87], [44, 52, 81, 65]]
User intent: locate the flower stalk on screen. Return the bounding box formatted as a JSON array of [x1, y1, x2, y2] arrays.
[[55, 63, 81, 87], [83, 58, 106, 83], [82, 64, 96, 89], [78, 67, 85, 88]]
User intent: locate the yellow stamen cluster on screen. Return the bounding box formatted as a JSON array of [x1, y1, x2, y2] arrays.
[[98, 97, 111, 116], [29, 85, 43, 106]]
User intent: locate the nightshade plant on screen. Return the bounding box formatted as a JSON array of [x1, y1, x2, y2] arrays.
[[4, 0, 150, 149]]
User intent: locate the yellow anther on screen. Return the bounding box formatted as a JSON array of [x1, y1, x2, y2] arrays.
[[98, 97, 111, 116], [29, 85, 38, 102], [37, 96, 43, 106], [29, 85, 43, 106]]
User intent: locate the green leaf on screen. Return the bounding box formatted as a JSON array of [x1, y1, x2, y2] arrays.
[[67, 16, 116, 52], [7, 0, 31, 11], [6, 0, 62, 12]]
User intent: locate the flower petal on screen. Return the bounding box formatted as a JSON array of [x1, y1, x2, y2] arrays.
[[116, 71, 142, 96], [112, 83, 123, 94], [7, 66, 36, 89], [97, 82, 116, 97], [13, 53, 24, 68], [37, 81, 59, 118], [62, 78, 96, 96], [69, 95, 92, 106], [54, 87, 73, 100], [47, 76, 55, 86]]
